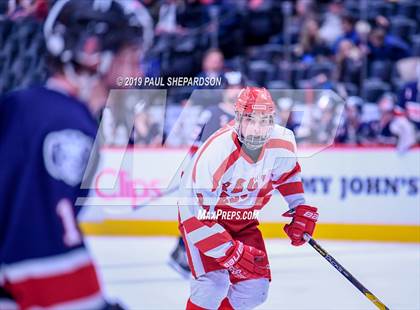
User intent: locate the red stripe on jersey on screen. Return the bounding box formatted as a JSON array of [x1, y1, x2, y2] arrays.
[[273, 163, 301, 186], [5, 263, 100, 309], [192, 127, 231, 182], [254, 194, 272, 210], [194, 231, 232, 254], [187, 298, 207, 310], [212, 149, 240, 191], [254, 163, 301, 208], [180, 226, 198, 278], [254, 179, 274, 209], [183, 217, 208, 234], [182, 212, 218, 234], [196, 193, 209, 209], [265, 139, 295, 153], [277, 181, 304, 196]]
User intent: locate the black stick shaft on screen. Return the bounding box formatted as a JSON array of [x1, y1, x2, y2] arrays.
[[132, 185, 180, 210], [304, 234, 390, 310]]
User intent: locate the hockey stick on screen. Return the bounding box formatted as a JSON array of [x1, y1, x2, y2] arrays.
[[131, 185, 180, 211], [303, 233, 390, 310]]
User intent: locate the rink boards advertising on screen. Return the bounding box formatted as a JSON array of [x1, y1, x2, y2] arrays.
[[80, 146, 420, 243]]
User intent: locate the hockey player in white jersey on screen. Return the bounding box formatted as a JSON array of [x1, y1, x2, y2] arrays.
[[177, 87, 319, 309]]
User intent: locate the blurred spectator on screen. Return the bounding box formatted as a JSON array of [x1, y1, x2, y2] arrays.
[[153, 0, 212, 78], [333, 13, 360, 52], [294, 18, 330, 64], [141, 0, 161, 23], [307, 65, 336, 90], [133, 105, 161, 146], [294, 91, 339, 144], [337, 92, 416, 151], [244, 0, 283, 46], [155, 0, 212, 35], [276, 97, 300, 132], [355, 20, 371, 43], [177, 0, 211, 31], [131, 0, 154, 53], [156, 0, 183, 35], [335, 96, 363, 144], [376, 93, 398, 145], [390, 109, 417, 153], [398, 80, 420, 131], [294, 0, 315, 29], [377, 93, 417, 152], [394, 66, 420, 152], [396, 58, 420, 132], [367, 27, 410, 62], [335, 39, 362, 84], [7, 0, 47, 21], [163, 87, 200, 147], [310, 93, 338, 144], [197, 47, 225, 80], [375, 15, 390, 31], [189, 71, 245, 152], [283, 0, 315, 44], [319, 0, 344, 46], [2, 0, 419, 151], [217, 0, 245, 58]]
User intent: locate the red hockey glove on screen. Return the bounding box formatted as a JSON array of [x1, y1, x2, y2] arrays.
[[282, 205, 318, 246], [216, 240, 268, 280]]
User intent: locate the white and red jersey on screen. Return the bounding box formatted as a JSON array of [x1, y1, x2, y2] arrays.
[[178, 123, 305, 262]]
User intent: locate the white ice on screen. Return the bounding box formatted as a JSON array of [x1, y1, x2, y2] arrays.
[[86, 236, 420, 310]]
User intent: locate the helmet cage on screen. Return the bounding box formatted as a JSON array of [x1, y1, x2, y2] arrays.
[[234, 112, 274, 150]]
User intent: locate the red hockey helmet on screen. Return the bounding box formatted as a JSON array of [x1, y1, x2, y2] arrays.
[[234, 87, 275, 149], [235, 87, 275, 115]]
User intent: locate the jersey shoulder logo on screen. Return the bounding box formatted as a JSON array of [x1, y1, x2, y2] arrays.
[[43, 129, 94, 186]]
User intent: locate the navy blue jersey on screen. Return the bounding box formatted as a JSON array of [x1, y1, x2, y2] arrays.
[[398, 81, 420, 130], [0, 86, 104, 309], [188, 104, 235, 156], [197, 104, 234, 143]]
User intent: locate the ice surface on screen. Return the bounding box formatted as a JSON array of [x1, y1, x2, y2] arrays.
[[86, 236, 420, 310]]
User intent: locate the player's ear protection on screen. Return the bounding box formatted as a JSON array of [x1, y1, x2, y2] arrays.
[[47, 33, 65, 57], [44, 0, 69, 57]]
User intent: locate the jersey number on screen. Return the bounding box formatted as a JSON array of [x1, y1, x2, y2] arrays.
[[57, 199, 82, 247]]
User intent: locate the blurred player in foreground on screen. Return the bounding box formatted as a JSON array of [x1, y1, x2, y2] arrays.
[[0, 0, 142, 308], [169, 71, 245, 277], [178, 87, 319, 309]]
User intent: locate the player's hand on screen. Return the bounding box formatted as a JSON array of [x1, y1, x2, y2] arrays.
[[282, 205, 318, 246], [216, 240, 268, 280]]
